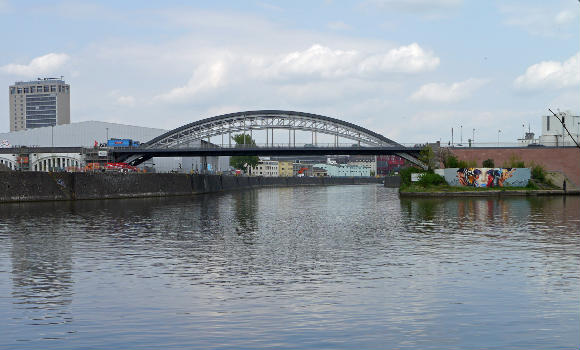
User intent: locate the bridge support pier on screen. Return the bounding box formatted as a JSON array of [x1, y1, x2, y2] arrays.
[[201, 156, 208, 174]]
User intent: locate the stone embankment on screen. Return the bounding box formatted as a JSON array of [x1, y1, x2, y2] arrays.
[[0, 172, 381, 203]]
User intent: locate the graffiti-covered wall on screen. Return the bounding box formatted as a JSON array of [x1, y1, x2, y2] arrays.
[[444, 168, 530, 187]]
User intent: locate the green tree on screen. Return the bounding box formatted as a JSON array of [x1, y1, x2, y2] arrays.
[[482, 158, 494, 168], [419, 145, 436, 170], [444, 154, 459, 168], [229, 133, 259, 173]]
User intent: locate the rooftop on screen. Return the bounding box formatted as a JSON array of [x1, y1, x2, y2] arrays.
[[13, 78, 67, 86]]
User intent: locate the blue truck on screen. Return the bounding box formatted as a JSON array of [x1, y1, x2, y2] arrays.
[[107, 139, 140, 147]]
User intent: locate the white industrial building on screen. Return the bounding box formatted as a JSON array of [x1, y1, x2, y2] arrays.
[[0, 121, 230, 173], [519, 112, 580, 147], [539, 113, 580, 146]]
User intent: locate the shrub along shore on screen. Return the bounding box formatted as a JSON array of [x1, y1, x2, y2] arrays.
[[397, 161, 578, 196]]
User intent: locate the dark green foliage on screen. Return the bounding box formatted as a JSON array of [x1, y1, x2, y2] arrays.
[[229, 134, 259, 172], [399, 167, 423, 186], [530, 163, 547, 182], [482, 158, 494, 168], [529, 163, 554, 187], [526, 180, 539, 189], [444, 154, 459, 168], [231, 133, 255, 146], [444, 154, 476, 168], [459, 159, 477, 168], [417, 173, 447, 186]]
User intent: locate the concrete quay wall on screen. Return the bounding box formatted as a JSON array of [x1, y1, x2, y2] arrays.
[[0, 173, 381, 203]]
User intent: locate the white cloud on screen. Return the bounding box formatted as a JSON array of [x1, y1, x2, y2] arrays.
[[500, 5, 578, 37], [410, 78, 489, 103], [366, 0, 462, 13], [555, 10, 576, 25], [514, 52, 580, 91], [0, 53, 70, 77], [358, 43, 439, 74], [155, 61, 229, 102], [328, 21, 351, 31], [0, 0, 9, 12], [266, 44, 359, 80], [154, 43, 440, 103], [264, 43, 439, 80], [116, 96, 136, 107]]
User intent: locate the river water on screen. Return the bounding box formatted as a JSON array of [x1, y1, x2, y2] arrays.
[[0, 185, 578, 349]]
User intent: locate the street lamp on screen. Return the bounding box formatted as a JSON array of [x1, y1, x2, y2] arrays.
[[497, 129, 501, 146], [106, 128, 109, 142], [472, 128, 475, 144]]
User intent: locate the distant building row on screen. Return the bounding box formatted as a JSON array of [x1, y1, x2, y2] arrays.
[[247, 155, 406, 177]]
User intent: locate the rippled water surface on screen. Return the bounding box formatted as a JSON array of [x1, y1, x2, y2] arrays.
[[0, 185, 578, 349]]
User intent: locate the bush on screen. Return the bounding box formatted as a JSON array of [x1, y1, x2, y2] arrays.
[[526, 180, 539, 189], [457, 159, 477, 168], [503, 154, 525, 168], [444, 155, 476, 168], [529, 162, 554, 187], [399, 167, 423, 185], [482, 159, 494, 168], [417, 173, 447, 186], [444, 155, 459, 168], [530, 163, 546, 182]]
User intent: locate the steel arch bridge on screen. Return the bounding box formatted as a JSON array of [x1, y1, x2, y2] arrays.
[[146, 110, 398, 148], [113, 110, 424, 167]]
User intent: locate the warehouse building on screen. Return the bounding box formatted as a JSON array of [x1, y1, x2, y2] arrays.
[[0, 121, 230, 173]]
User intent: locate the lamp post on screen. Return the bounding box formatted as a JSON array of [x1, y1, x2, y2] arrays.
[[472, 128, 475, 144], [106, 128, 109, 142], [460, 125, 463, 144], [497, 129, 501, 146]]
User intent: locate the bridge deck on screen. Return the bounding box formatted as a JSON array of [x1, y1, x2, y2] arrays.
[[110, 146, 421, 158]]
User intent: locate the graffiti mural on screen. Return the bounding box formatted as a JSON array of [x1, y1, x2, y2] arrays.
[[444, 168, 531, 187]]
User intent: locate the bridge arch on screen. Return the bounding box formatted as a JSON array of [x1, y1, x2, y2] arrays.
[[145, 110, 401, 148]]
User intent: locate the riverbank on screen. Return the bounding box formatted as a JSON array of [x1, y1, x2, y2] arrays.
[[0, 172, 381, 203], [399, 186, 579, 197]]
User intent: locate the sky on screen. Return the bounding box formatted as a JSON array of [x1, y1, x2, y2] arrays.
[[0, 0, 578, 145]]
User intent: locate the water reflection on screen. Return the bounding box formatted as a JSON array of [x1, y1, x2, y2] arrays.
[[0, 188, 578, 349], [1, 203, 75, 340], [233, 190, 258, 234]]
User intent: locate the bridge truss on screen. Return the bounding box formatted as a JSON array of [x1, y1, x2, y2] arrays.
[[146, 110, 399, 148], [119, 110, 424, 168]]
